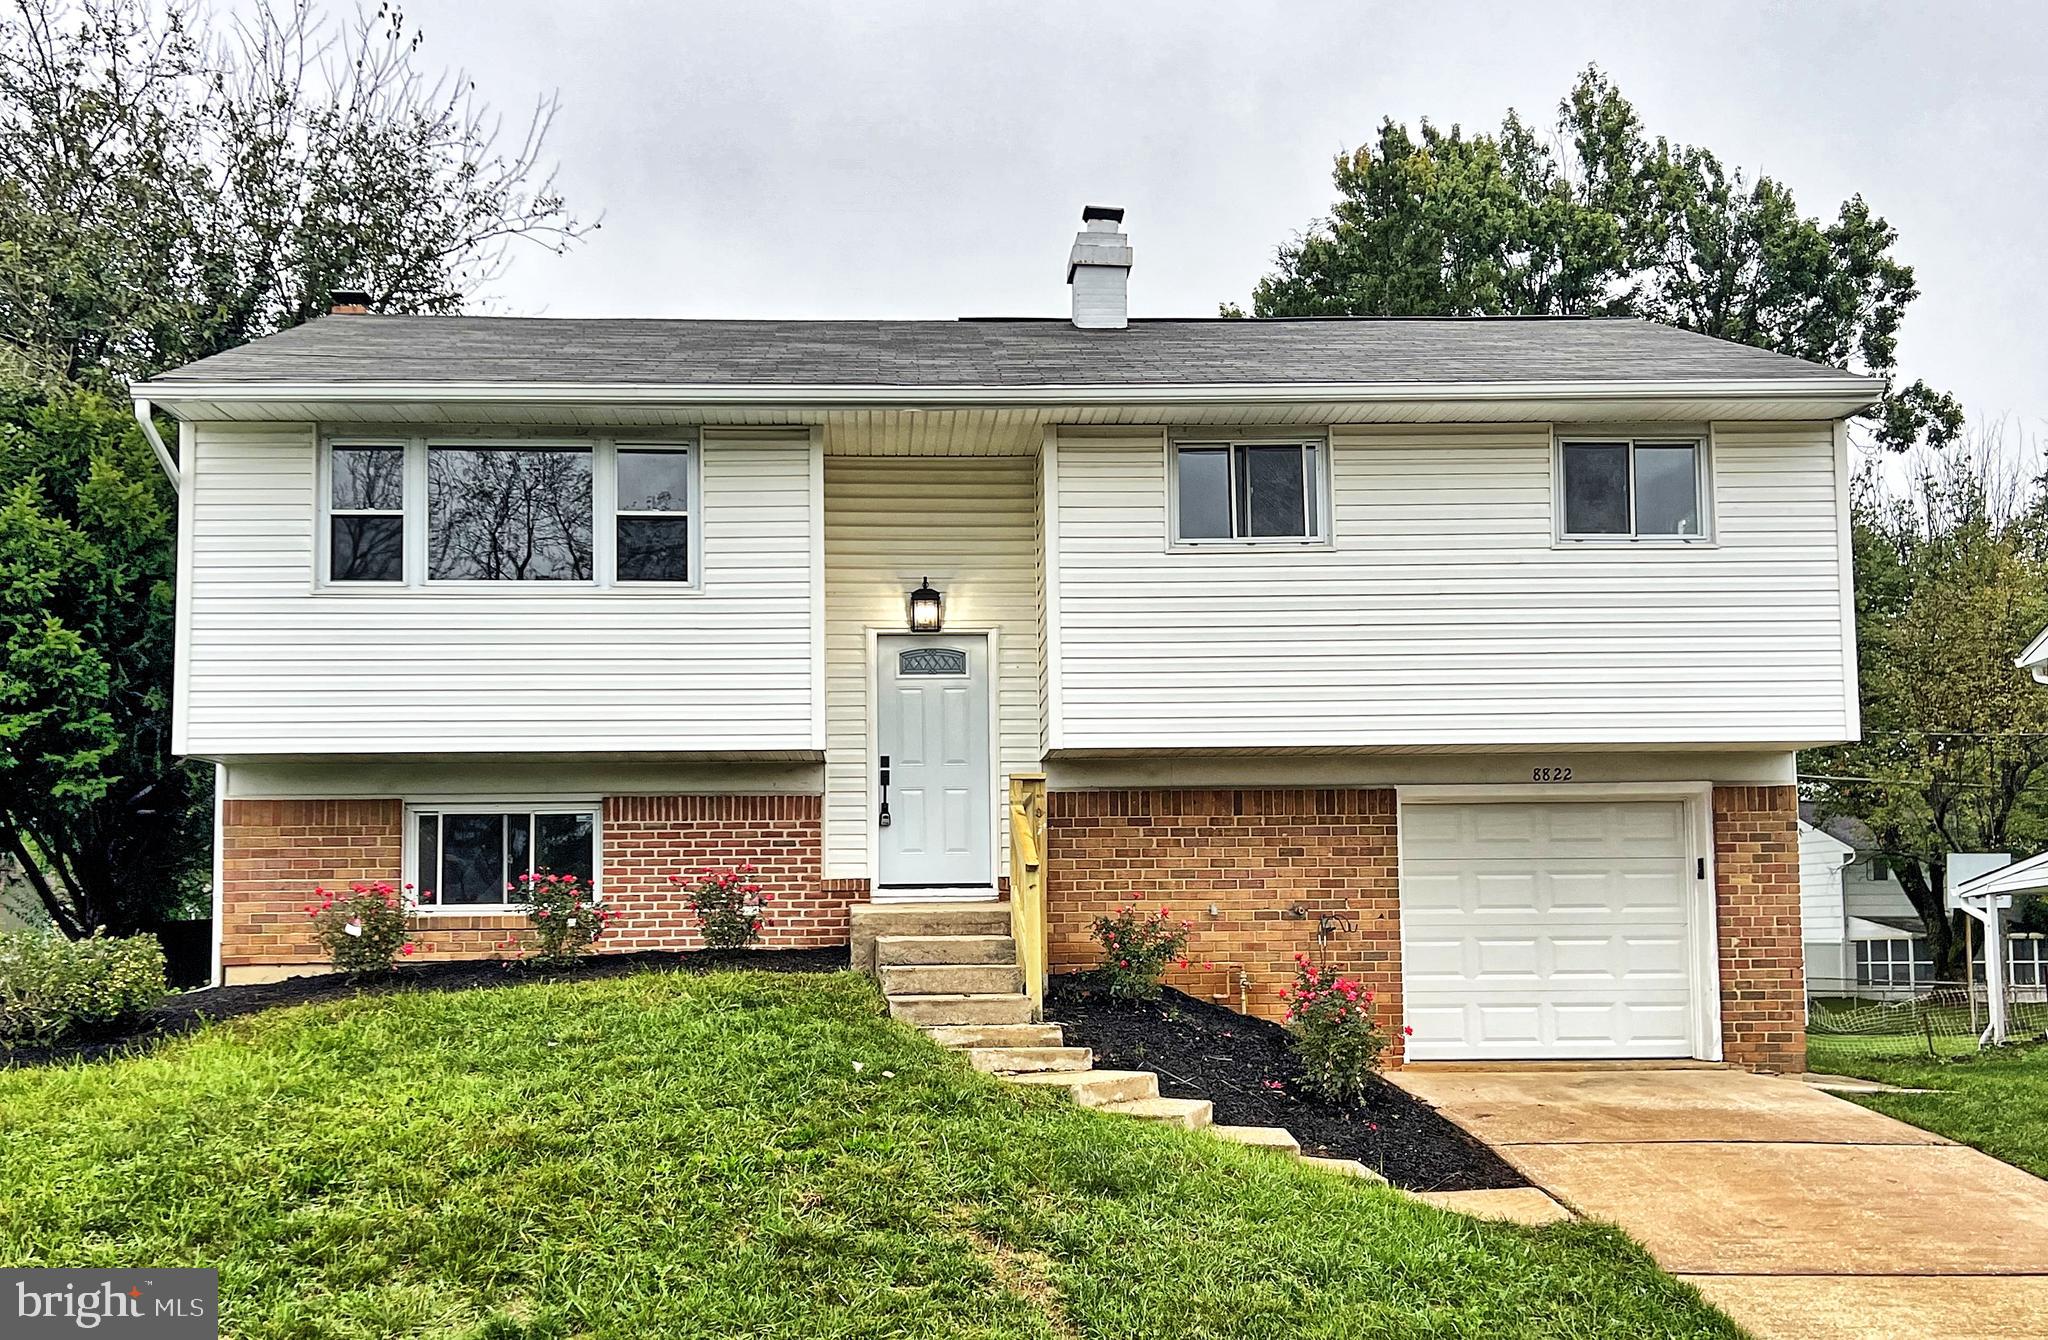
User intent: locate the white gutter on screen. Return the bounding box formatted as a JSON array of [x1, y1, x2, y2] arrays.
[[129, 374, 1887, 412], [132, 397, 181, 489]]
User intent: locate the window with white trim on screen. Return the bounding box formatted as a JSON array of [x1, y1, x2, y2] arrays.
[[328, 444, 405, 582], [2010, 935, 2048, 988], [615, 447, 691, 582], [1854, 936, 1932, 989], [1172, 438, 1325, 543], [411, 807, 597, 910], [1558, 436, 1707, 540], [320, 437, 697, 587]]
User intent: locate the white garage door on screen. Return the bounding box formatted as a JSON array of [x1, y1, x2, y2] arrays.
[[1401, 799, 1698, 1061]]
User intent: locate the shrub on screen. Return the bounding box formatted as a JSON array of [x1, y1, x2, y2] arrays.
[[0, 929, 171, 1046], [308, 882, 416, 976], [514, 872, 611, 965], [677, 863, 772, 950], [1088, 891, 1193, 1001], [1281, 954, 1391, 1107]]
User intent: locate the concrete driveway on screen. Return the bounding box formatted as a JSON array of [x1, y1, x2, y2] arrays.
[[1390, 1068, 2048, 1340]]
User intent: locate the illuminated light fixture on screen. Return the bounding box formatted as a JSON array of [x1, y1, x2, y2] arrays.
[[907, 577, 944, 632]]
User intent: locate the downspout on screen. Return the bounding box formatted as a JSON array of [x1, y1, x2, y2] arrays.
[[132, 397, 180, 489]]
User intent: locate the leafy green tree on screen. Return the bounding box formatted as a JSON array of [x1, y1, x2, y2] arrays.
[[0, 384, 201, 935], [1, 0, 595, 386], [1804, 443, 2048, 974], [1240, 66, 1961, 452], [0, 0, 592, 933]]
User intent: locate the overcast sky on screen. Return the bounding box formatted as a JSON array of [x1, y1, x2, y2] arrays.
[[386, 0, 2045, 436]]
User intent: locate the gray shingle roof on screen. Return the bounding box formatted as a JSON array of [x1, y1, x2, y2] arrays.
[[143, 315, 1861, 389]]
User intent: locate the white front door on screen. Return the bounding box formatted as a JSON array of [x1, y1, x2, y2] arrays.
[[877, 635, 993, 893], [1400, 799, 1699, 1060]]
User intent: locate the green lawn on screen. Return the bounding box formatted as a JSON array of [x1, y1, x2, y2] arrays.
[[0, 968, 1740, 1339], [1822, 1043, 2048, 1180]]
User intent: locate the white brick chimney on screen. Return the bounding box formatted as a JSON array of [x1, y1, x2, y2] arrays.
[[1067, 205, 1132, 329]]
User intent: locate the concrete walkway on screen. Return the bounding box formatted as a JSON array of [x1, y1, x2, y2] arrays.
[[1389, 1068, 2048, 1340]]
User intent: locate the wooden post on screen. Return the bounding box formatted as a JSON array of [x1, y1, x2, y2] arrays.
[[1008, 773, 1048, 1018]]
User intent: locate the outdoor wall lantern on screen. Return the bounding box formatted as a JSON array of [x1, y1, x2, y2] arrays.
[[907, 577, 944, 633]]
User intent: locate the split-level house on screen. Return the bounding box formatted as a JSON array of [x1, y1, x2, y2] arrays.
[[136, 208, 1878, 1072]]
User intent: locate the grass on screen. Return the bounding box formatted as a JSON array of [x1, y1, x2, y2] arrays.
[[0, 968, 1742, 1339], [1819, 1043, 2048, 1180]]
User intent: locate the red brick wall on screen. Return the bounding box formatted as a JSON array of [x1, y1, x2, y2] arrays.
[[219, 800, 405, 970], [1714, 784, 1807, 1072], [219, 794, 836, 973], [599, 795, 835, 950], [1046, 788, 1403, 1059]]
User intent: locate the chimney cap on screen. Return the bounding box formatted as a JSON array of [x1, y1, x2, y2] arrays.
[[328, 289, 373, 315], [1081, 204, 1125, 224]]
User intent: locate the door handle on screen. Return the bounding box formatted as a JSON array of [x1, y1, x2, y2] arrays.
[[878, 754, 892, 828]]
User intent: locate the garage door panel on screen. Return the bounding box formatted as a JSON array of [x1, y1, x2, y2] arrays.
[[1401, 799, 1699, 1061], [1474, 938, 1541, 979]]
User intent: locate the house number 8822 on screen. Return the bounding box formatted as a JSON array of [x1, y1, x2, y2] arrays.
[[1532, 767, 1573, 782]]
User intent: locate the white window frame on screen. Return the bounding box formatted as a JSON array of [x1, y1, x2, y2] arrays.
[[610, 443, 697, 587], [2009, 934, 2047, 988], [1166, 432, 1332, 549], [404, 801, 603, 916], [319, 438, 411, 585], [1854, 936, 1930, 990], [316, 433, 702, 592], [1553, 430, 1714, 545]]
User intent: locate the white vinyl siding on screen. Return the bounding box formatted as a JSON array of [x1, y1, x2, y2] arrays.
[[179, 424, 818, 755], [1047, 422, 1851, 750], [823, 456, 1041, 880]]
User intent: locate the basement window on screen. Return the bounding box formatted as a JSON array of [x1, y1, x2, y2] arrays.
[[1171, 437, 1327, 544], [410, 806, 598, 911]]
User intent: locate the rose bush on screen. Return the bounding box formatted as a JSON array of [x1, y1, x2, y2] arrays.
[[1281, 953, 1393, 1107], [677, 863, 771, 950], [1088, 892, 1194, 1001], [308, 882, 417, 975], [513, 872, 610, 965]]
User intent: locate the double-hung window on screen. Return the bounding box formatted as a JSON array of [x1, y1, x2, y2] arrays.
[[327, 444, 406, 582], [615, 447, 692, 582], [411, 806, 598, 910], [1558, 436, 1708, 540], [321, 436, 697, 587], [1172, 437, 1326, 544]]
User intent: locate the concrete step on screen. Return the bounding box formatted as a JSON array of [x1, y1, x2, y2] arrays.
[[887, 993, 1034, 1027], [1007, 1068, 1160, 1108], [1099, 1096, 1214, 1130], [966, 1046, 1093, 1075], [879, 963, 1024, 997], [877, 933, 1017, 967], [1211, 1124, 1302, 1155], [923, 1023, 1065, 1049], [851, 901, 1010, 974], [1300, 1155, 1386, 1182]]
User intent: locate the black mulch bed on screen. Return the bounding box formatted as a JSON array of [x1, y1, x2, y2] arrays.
[[1045, 975, 1524, 1192], [3, 946, 849, 1070]]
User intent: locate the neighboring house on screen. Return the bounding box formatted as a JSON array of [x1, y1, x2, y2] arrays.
[[1797, 808, 1929, 993], [133, 206, 1885, 1072], [1799, 805, 2048, 997]]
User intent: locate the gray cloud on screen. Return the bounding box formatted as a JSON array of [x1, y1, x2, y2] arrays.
[[387, 0, 2046, 430]]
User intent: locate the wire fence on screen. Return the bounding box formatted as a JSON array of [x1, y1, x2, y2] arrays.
[[1806, 977, 2048, 1067]]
